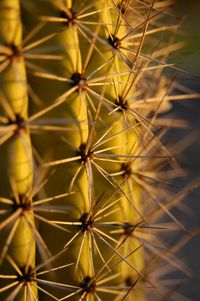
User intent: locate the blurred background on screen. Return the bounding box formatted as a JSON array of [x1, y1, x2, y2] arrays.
[[174, 0, 200, 75], [167, 1, 200, 299]]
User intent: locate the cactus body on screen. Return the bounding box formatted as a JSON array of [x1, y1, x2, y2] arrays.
[[0, 1, 198, 301]]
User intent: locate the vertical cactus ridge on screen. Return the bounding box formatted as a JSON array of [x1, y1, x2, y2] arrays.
[[0, 0, 37, 300], [49, 0, 95, 285], [0, 0, 22, 46]]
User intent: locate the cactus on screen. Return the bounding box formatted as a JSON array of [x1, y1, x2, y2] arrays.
[[0, 0, 199, 300]]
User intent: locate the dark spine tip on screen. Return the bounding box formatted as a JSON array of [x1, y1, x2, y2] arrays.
[[59, 9, 77, 25], [80, 276, 96, 293], [79, 213, 93, 232], [12, 194, 31, 212], [108, 34, 121, 49], [17, 266, 34, 285], [77, 143, 93, 164]]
